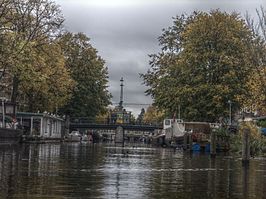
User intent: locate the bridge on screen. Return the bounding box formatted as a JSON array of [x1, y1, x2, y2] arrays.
[[69, 78, 162, 134], [70, 123, 162, 132]]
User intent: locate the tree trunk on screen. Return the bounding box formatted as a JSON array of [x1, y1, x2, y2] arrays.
[[11, 75, 19, 103]]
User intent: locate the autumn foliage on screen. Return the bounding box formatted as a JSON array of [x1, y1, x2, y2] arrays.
[[0, 0, 111, 118], [142, 10, 266, 122]]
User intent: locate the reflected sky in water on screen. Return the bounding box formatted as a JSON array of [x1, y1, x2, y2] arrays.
[[0, 143, 266, 199]]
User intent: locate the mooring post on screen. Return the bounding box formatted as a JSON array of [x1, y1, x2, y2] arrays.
[[183, 133, 188, 150], [210, 129, 216, 158], [188, 133, 193, 151], [242, 128, 250, 164]]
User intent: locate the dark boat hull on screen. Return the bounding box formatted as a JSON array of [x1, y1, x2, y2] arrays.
[[0, 128, 23, 145]]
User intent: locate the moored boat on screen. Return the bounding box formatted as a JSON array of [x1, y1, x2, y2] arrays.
[[164, 119, 186, 147], [68, 131, 82, 142], [81, 134, 89, 142]]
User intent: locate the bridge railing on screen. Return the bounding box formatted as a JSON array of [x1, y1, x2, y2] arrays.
[[70, 117, 163, 127]]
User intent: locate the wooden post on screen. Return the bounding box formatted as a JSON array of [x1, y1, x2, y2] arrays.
[[183, 133, 188, 150], [242, 128, 250, 164], [188, 133, 193, 151], [210, 129, 216, 158]]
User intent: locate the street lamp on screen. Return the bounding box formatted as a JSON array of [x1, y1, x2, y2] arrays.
[[228, 100, 232, 125]]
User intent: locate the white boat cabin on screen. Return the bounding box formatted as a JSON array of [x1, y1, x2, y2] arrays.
[[163, 119, 184, 130]]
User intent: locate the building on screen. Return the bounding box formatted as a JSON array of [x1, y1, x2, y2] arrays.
[[109, 108, 131, 124]]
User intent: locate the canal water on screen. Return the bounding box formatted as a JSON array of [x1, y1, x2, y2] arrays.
[[0, 143, 265, 199]]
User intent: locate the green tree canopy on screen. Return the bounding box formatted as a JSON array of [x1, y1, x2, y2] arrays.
[[58, 32, 111, 119], [142, 10, 256, 122]]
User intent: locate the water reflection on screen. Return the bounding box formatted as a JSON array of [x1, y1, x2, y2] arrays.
[[0, 143, 266, 199], [0, 145, 20, 199]]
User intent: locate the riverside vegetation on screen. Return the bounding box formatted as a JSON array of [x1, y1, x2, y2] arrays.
[[216, 121, 266, 157]]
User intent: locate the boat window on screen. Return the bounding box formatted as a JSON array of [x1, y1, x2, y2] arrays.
[[165, 119, 171, 126]]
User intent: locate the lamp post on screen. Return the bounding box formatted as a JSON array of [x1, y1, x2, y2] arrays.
[[228, 100, 232, 125]]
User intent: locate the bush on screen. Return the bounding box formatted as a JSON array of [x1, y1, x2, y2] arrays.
[[230, 121, 266, 156], [257, 120, 266, 128], [229, 134, 242, 154]]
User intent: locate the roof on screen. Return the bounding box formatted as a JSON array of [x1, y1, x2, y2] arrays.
[[17, 112, 43, 117], [17, 112, 64, 121]]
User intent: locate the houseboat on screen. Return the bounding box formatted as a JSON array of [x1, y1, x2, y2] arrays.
[[17, 112, 65, 143]]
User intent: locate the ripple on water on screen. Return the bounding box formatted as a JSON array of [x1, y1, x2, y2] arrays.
[[1, 143, 266, 199]]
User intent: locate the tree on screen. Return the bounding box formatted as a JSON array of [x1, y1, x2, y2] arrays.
[[130, 114, 136, 124], [246, 6, 266, 40], [244, 7, 266, 115], [143, 105, 165, 125], [0, 0, 64, 103], [58, 32, 111, 119], [142, 10, 255, 122], [18, 42, 74, 112], [96, 109, 110, 124], [136, 108, 145, 124]]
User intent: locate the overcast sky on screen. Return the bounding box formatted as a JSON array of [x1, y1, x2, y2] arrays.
[[55, 0, 265, 116]]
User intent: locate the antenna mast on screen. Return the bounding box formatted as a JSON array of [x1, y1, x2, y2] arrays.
[[119, 77, 124, 110]]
